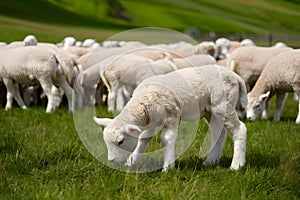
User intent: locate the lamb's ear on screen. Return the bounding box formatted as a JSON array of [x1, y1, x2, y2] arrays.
[[259, 91, 270, 102], [93, 117, 112, 127], [124, 124, 142, 136]]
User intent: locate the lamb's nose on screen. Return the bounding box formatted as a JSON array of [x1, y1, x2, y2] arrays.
[[108, 159, 115, 163]]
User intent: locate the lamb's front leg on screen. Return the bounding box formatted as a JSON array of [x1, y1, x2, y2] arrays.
[[274, 93, 288, 121], [160, 117, 180, 172], [126, 128, 156, 167], [262, 97, 271, 119]]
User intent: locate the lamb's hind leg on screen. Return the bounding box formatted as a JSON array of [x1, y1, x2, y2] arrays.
[[3, 78, 26, 110], [203, 114, 227, 167], [274, 93, 288, 121], [160, 116, 180, 172], [39, 77, 62, 113], [225, 115, 247, 170], [55, 75, 74, 112]]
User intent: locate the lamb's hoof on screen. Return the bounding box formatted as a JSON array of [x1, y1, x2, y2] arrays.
[[230, 160, 245, 170]]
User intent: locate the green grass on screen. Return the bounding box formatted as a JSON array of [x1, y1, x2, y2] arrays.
[[1, 0, 300, 43], [0, 95, 299, 199]]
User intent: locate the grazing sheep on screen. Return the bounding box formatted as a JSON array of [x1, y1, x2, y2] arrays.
[[247, 50, 300, 124], [0, 46, 76, 113], [227, 46, 292, 91], [116, 54, 217, 110], [94, 65, 247, 171], [78, 55, 118, 106], [101, 54, 153, 111]]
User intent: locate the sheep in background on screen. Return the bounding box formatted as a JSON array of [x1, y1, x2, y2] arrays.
[[227, 46, 292, 91], [100, 54, 153, 111], [247, 50, 300, 124], [0, 46, 71, 112], [94, 65, 247, 171], [116, 54, 216, 110], [57, 36, 76, 49], [0, 42, 7, 47], [214, 37, 255, 61]]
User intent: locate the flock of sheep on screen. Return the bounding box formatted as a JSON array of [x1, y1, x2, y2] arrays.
[[1, 34, 299, 171]]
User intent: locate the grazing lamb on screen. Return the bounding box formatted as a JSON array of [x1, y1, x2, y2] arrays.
[[247, 50, 300, 124], [94, 65, 247, 171], [227, 46, 292, 91], [0, 46, 75, 113]]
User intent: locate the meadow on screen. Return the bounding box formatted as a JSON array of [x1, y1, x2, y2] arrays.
[[0, 94, 299, 199]]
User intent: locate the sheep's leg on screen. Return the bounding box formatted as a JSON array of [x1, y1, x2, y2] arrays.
[[116, 86, 125, 111], [39, 77, 61, 113], [225, 117, 247, 170], [261, 97, 271, 119], [160, 117, 180, 172], [296, 92, 300, 124], [203, 126, 227, 167], [126, 128, 156, 167], [107, 87, 117, 111], [3, 78, 26, 110], [55, 75, 74, 112], [202, 113, 227, 167], [273, 93, 288, 121]]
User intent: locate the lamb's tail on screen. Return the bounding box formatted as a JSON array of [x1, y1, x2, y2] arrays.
[[54, 54, 73, 84], [229, 59, 236, 72], [100, 70, 111, 93]]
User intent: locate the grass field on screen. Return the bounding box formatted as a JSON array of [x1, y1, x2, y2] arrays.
[[0, 94, 299, 199], [1, 0, 300, 43]]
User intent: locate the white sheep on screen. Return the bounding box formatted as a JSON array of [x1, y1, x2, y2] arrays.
[[94, 65, 247, 171], [100, 54, 153, 111], [78, 55, 117, 106], [227, 46, 292, 91], [116, 54, 216, 110], [214, 38, 255, 61], [247, 49, 300, 124], [0, 42, 7, 47], [23, 35, 38, 46], [0, 46, 76, 113]]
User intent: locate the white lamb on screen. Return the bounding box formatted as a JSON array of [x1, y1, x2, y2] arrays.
[[94, 65, 247, 171], [247, 49, 300, 124], [227, 46, 292, 91]]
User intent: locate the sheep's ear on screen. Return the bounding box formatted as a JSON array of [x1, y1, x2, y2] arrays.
[[124, 124, 141, 136], [93, 117, 112, 127], [259, 91, 270, 102]]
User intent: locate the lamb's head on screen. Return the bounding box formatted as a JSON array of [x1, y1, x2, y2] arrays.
[[93, 117, 141, 163], [246, 91, 270, 121]]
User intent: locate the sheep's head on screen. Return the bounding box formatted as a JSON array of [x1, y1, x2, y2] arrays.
[[246, 91, 270, 120], [93, 117, 141, 163]]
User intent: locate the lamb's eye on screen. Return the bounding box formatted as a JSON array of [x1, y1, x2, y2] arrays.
[[254, 104, 260, 109], [118, 139, 124, 146]]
